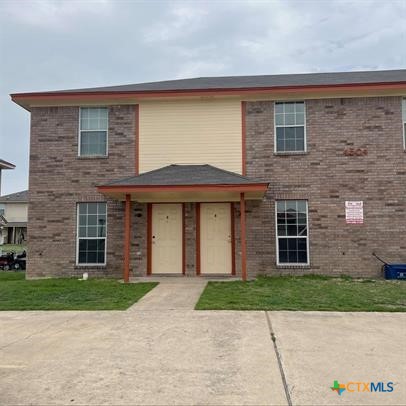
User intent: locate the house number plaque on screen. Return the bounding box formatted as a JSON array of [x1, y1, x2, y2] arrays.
[[343, 147, 368, 156]]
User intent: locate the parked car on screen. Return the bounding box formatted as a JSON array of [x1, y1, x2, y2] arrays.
[[14, 250, 26, 270], [0, 252, 15, 270], [0, 250, 26, 270]]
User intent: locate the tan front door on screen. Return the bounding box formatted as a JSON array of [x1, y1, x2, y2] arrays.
[[152, 204, 182, 274], [200, 203, 232, 274]]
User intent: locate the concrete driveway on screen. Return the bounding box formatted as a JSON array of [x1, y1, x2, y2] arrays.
[[270, 311, 406, 405], [0, 279, 405, 405]]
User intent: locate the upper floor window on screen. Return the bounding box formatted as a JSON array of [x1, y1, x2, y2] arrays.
[[274, 101, 306, 153], [402, 98, 406, 149], [79, 107, 108, 157]]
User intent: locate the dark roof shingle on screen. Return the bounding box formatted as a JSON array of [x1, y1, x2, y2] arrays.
[[104, 165, 265, 186], [0, 190, 28, 202], [33, 69, 406, 94]]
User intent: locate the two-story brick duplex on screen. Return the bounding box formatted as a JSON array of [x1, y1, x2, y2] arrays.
[[11, 69, 406, 280]]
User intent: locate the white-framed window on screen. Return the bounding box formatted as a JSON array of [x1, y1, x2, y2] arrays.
[[275, 200, 309, 265], [79, 107, 108, 156], [402, 98, 406, 150], [76, 202, 107, 265], [274, 101, 306, 153]]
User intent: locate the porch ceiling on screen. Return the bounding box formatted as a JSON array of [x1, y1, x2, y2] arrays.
[[97, 164, 268, 202]]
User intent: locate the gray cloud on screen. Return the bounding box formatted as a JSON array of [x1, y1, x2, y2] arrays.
[[0, 0, 405, 194]]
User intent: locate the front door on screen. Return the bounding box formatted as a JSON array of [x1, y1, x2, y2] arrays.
[[200, 203, 232, 274], [151, 204, 182, 274]]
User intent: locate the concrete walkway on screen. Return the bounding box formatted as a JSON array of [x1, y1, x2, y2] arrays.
[[128, 277, 209, 310]]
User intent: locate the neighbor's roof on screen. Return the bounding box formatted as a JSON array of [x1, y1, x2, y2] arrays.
[[102, 165, 265, 186], [0, 190, 28, 203], [11, 69, 406, 96], [3, 222, 27, 227], [0, 159, 15, 170]]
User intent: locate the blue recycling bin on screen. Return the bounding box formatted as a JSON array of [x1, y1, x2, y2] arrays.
[[383, 264, 406, 280]]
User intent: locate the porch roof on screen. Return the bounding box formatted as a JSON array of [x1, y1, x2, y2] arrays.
[[3, 222, 27, 228], [0, 159, 15, 170], [97, 164, 268, 202]]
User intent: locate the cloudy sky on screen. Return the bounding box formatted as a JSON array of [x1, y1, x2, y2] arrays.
[[0, 0, 405, 195]]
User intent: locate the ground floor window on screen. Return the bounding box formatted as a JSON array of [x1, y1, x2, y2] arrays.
[[276, 200, 309, 265], [76, 202, 107, 265]]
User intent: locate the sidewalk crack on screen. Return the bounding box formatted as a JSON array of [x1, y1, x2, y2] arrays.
[[265, 311, 292, 406]]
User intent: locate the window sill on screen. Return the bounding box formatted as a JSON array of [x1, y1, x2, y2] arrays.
[[77, 155, 108, 160], [276, 264, 311, 269], [273, 151, 308, 156], [75, 264, 106, 269]]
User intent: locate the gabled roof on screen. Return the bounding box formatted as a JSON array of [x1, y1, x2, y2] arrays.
[[103, 165, 264, 186], [98, 165, 268, 202], [14, 69, 406, 95], [0, 190, 28, 203], [0, 159, 15, 170]]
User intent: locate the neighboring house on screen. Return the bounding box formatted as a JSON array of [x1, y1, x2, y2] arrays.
[[0, 159, 15, 196], [0, 190, 28, 245], [11, 69, 406, 280], [0, 215, 7, 245]]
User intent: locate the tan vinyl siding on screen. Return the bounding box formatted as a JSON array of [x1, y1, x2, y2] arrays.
[[3, 203, 28, 222], [139, 98, 242, 174]]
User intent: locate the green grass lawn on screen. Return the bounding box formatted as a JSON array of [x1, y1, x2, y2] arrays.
[[0, 244, 26, 254], [0, 272, 157, 310], [195, 275, 406, 312]]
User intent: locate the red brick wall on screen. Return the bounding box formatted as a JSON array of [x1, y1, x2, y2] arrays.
[[244, 96, 406, 278], [27, 105, 142, 278], [184, 203, 197, 276], [27, 97, 406, 279]]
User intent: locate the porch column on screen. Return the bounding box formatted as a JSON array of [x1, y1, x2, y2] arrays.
[[123, 194, 131, 283], [240, 192, 247, 281]]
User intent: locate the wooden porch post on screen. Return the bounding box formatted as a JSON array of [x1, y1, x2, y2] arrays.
[[230, 202, 236, 276], [123, 194, 131, 283], [240, 193, 247, 281], [147, 203, 152, 276], [195, 203, 201, 276]]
